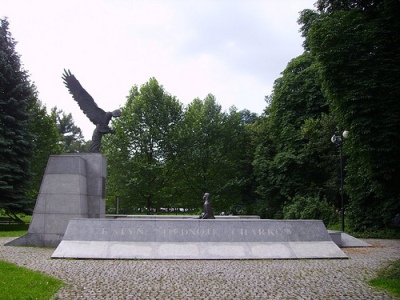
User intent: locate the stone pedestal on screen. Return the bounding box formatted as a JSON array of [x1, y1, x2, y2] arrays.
[[6, 154, 106, 247]]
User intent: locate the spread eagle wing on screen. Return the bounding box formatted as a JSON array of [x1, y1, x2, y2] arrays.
[[62, 69, 106, 125]]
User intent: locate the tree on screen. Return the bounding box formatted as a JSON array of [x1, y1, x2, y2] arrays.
[[253, 52, 333, 218], [176, 96, 257, 213], [283, 194, 337, 226], [177, 96, 228, 209], [51, 107, 88, 153], [221, 108, 259, 214], [299, 0, 400, 230], [103, 78, 183, 213], [104, 83, 259, 215], [27, 99, 62, 201], [0, 19, 35, 220]]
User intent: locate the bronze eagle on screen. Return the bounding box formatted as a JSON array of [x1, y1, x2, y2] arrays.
[[62, 69, 121, 152]]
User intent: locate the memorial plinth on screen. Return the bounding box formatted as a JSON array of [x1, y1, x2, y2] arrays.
[[52, 218, 347, 259], [6, 154, 106, 247]]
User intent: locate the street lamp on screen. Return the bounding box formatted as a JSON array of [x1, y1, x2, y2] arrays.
[[115, 195, 120, 214], [331, 129, 349, 232]]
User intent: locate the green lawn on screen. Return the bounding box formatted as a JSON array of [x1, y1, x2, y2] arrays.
[[0, 214, 30, 237], [0, 260, 64, 300], [0, 224, 29, 237], [0, 216, 64, 299], [369, 260, 400, 298]]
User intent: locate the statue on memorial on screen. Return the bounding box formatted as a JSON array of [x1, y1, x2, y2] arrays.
[[62, 69, 121, 153], [199, 192, 215, 219]]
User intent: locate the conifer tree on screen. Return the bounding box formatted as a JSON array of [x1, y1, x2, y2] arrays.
[[0, 18, 35, 219]]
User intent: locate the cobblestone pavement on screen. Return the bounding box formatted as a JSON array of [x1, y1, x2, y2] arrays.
[[1, 238, 399, 299]]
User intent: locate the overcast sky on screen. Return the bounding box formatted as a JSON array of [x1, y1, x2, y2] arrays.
[[3, 0, 315, 138]]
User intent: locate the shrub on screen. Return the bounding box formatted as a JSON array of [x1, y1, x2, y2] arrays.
[[283, 194, 338, 226]]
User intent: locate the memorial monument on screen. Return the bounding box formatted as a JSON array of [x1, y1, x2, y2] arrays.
[[7, 70, 354, 259]]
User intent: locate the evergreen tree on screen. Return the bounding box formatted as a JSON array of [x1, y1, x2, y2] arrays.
[[0, 19, 35, 220]]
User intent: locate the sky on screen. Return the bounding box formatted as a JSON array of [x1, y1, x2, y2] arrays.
[[3, 0, 316, 139]]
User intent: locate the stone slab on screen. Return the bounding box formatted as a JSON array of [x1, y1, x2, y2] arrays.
[[328, 230, 372, 247], [106, 215, 260, 219], [52, 219, 347, 259], [52, 241, 344, 260]]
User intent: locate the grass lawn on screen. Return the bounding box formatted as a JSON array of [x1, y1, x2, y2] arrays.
[[0, 224, 29, 237], [368, 260, 400, 298], [0, 216, 64, 299], [0, 215, 30, 237], [0, 260, 64, 300]]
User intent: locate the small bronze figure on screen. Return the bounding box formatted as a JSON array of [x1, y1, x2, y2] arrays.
[[62, 69, 121, 153], [199, 193, 215, 219]]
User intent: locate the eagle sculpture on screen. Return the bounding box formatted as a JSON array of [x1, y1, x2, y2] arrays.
[[62, 69, 121, 153]]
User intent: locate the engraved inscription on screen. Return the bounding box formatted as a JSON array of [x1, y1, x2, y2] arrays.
[[155, 228, 217, 236], [100, 226, 291, 237], [102, 227, 144, 236], [231, 228, 292, 236]]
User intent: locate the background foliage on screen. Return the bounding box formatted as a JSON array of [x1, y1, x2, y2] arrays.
[[103, 80, 257, 214], [298, 0, 400, 230]]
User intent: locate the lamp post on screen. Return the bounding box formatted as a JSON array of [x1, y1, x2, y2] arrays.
[[331, 129, 349, 232], [115, 195, 120, 214]]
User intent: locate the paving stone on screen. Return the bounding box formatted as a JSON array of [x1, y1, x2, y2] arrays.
[[1, 238, 399, 299]]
